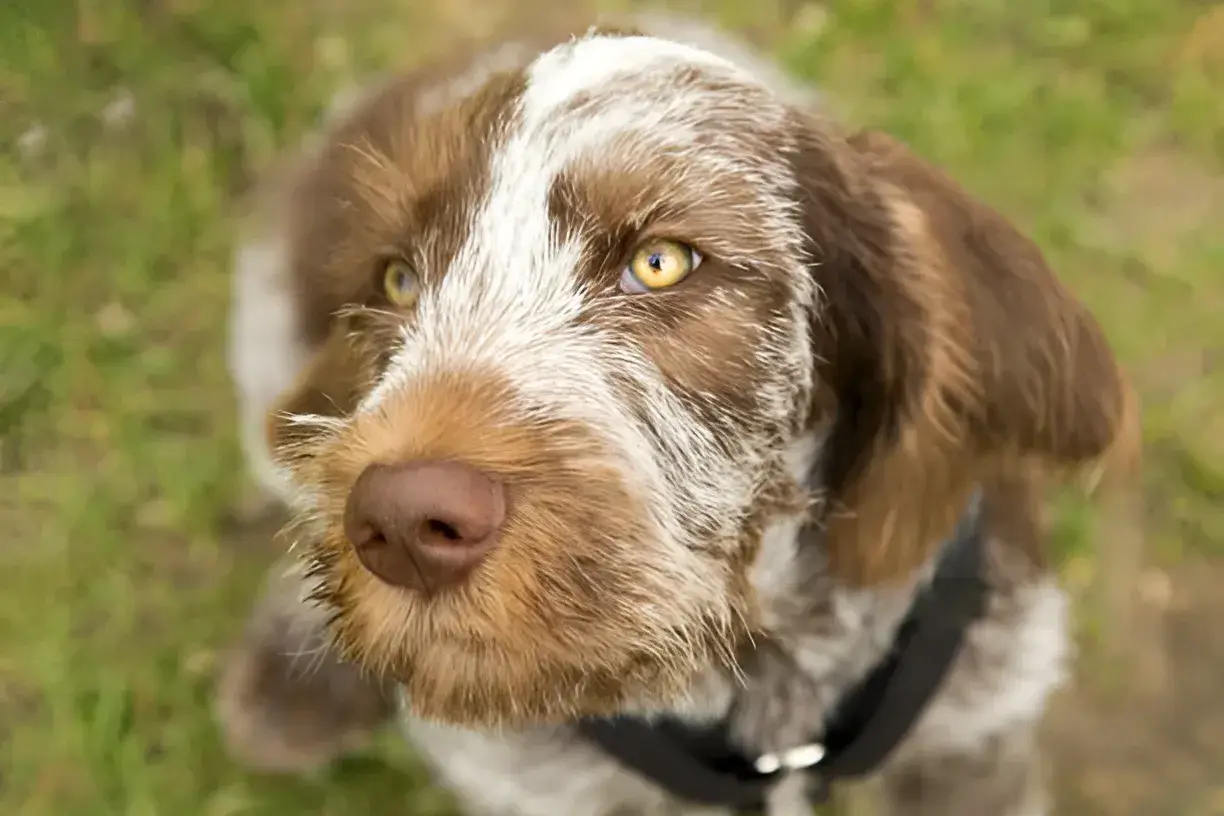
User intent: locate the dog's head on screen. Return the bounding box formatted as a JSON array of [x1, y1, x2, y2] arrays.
[[261, 26, 1138, 728]]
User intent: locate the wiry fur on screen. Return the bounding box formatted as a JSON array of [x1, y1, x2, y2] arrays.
[[218, 13, 1138, 816]]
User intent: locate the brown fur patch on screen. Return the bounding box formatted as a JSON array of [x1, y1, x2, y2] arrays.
[[792, 119, 1139, 585], [265, 321, 372, 454], [639, 293, 771, 403]]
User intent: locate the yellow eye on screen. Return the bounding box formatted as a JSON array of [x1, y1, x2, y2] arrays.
[[381, 259, 420, 307], [623, 239, 701, 293]]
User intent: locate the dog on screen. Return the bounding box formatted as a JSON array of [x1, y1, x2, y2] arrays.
[[217, 13, 1139, 816]]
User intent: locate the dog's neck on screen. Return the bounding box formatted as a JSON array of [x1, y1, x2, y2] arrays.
[[653, 430, 934, 753], [751, 430, 932, 630]]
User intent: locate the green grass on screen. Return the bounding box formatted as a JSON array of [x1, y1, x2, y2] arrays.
[[3, 1, 1223, 814]]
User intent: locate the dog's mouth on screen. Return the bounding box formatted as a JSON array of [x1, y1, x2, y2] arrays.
[[273, 368, 768, 727], [294, 479, 751, 728]]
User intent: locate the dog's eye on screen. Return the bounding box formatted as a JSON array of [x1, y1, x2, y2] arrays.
[[381, 259, 420, 308], [620, 239, 702, 294]]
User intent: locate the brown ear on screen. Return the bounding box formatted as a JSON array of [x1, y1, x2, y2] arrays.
[[791, 121, 1140, 586], [265, 323, 368, 457]]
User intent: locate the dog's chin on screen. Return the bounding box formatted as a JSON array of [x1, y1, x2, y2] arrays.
[[388, 634, 727, 728], [305, 531, 750, 728], [322, 612, 742, 729]]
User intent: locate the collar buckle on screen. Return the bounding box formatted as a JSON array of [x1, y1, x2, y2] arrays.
[[753, 742, 826, 775]]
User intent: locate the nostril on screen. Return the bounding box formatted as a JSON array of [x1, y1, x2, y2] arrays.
[[347, 520, 384, 550], [424, 518, 461, 542]]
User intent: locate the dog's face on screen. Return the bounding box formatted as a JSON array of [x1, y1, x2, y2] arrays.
[[263, 28, 1137, 728]]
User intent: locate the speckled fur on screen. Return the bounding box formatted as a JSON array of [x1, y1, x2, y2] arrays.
[[218, 12, 1136, 816]]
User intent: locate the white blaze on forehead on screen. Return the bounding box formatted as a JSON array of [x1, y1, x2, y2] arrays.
[[472, 29, 771, 294], [520, 33, 743, 117]]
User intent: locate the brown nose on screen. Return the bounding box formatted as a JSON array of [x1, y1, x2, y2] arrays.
[[343, 460, 505, 593]]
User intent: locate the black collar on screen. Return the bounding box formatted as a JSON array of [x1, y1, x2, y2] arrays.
[[575, 493, 989, 812]]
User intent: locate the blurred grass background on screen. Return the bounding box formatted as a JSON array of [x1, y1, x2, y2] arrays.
[[2, 0, 1223, 813]]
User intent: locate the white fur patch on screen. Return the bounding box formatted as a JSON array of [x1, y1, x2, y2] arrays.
[[522, 31, 741, 114], [627, 10, 821, 109], [750, 430, 822, 624], [228, 234, 309, 503], [402, 717, 694, 816], [912, 580, 1071, 754]]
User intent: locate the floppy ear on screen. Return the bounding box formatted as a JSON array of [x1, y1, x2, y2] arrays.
[[790, 120, 1140, 586]]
